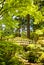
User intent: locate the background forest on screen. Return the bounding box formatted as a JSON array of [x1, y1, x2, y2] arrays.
[[0, 0, 44, 65]]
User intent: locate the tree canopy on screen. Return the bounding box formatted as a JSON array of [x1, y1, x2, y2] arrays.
[[0, 0, 44, 38]]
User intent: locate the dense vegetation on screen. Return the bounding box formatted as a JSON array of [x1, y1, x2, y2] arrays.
[[0, 0, 44, 65]]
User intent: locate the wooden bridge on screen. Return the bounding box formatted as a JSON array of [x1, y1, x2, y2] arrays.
[[8, 37, 32, 45], [13, 37, 32, 46]]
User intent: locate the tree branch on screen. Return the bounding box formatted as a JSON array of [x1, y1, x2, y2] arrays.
[[0, 0, 6, 12]]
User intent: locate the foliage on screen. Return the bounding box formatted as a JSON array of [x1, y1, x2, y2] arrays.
[[0, 0, 44, 64], [39, 53, 44, 63], [37, 39, 44, 47], [0, 41, 25, 65], [25, 43, 44, 63], [0, 0, 44, 38]]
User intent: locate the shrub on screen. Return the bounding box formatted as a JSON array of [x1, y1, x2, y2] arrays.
[[27, 52, 39, 63], [26, 44, 44, 63], [39, 53, 44, 63], [0, 41, 24, 65], [9, 55, 24, 65], [37, 40, 44, 47]]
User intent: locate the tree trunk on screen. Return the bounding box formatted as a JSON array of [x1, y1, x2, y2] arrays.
[[16, 27, 21, 37], [27, 14, 30, 39]]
